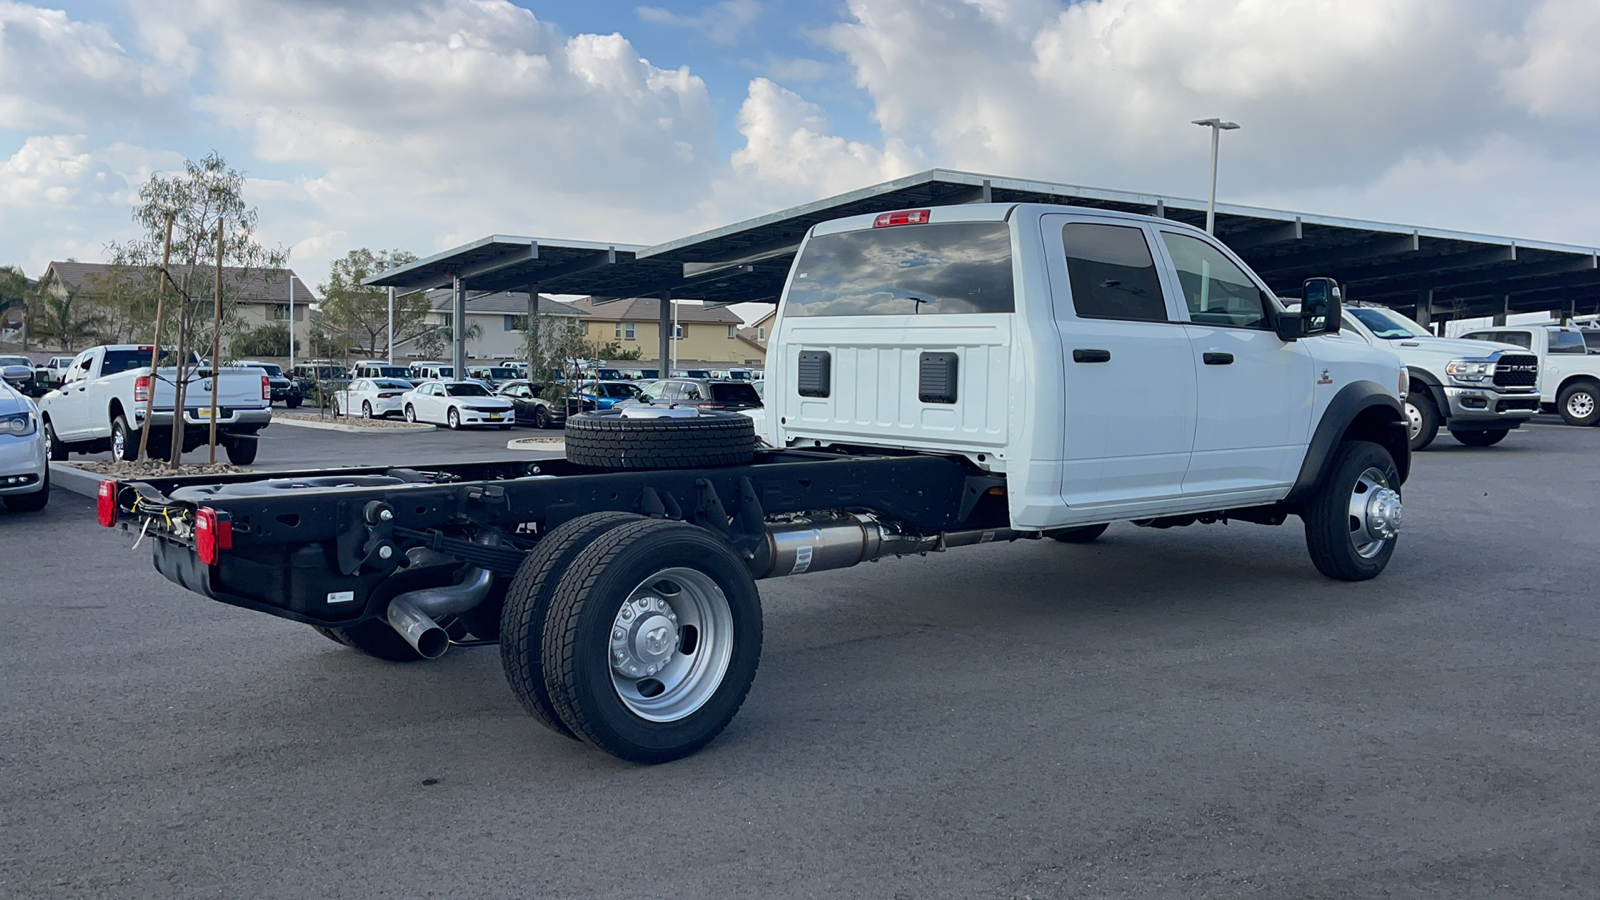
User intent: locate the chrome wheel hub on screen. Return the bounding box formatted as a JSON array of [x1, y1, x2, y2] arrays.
[[611, 596, 679, 679], [1348, 467, 1401, 558], [608, 567, 734, 723], [1404, 401, 1422, 440], [1569, 392, 1595, 419]]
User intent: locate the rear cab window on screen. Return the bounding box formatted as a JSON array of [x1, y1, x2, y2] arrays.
[[1548, 330, 1587, 354], [785, 221, 1014, 317]]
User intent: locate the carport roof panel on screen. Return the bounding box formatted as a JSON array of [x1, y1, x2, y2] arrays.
[[363, 235, 648, 293]]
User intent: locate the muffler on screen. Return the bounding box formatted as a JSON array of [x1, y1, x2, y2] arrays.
[[751, 513, 1027, 579], [385, 566, 494, 659]]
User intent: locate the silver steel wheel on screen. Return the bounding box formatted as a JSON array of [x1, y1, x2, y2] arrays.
[[1347, 466, 1402, 559], [1567, 391, 1595, 420], [111, 425, 126, 460], [608, 567, 734, 723], [1404, 400, 1423, 441], [361, 401, 373, 419]]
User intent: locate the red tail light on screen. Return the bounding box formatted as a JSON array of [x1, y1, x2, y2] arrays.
[[873, 209, 931, 228], [194, 507, 233, 565], [134, 375, 151, 403], [96, 480, 118, 527], [261, 375, 271, 400]]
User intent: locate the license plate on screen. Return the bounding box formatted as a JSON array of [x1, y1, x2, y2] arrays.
[[195, 407, 212, 418], [489, 413, 502, 420]]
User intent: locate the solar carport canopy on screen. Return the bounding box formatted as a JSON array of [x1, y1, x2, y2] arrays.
[[368, 168, 1600, 323]]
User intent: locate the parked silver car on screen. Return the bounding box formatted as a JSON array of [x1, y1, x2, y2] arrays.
[[0, 379, 48, 512]]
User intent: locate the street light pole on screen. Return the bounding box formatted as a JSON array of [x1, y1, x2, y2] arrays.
[[1192, 117, 1239, 234]]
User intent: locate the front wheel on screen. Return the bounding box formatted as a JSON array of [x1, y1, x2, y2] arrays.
[[44, 419, 67, 461], [1557, 381, 1599, 426], [1302, 440, 1402, 582], [332, 398, 342, 418], [404, 405, 417, 423], [538, 518, 763, 763], [1404, 392, 1440, 452], [285, 395, 302, 409], [1450, 428, 1509, 447], [447, 407, 461, 430]]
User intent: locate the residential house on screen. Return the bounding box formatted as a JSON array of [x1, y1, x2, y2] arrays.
[[406, 289, 589, 360], [35, 261, 318, 354], [564, 297, 766, 367]]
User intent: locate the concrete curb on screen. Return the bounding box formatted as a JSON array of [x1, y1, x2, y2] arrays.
[[273, 416, 435, 435], [49, 462, 112, 499], [508, 438, 565, 452]]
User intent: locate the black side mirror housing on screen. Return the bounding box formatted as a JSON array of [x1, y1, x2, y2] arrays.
[[1278, 278, 1343, 340]]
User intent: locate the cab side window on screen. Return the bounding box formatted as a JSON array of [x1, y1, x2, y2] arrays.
[[1160, 232, 1271, 330], [1548, 330, 1587, 354], [1060, 223, 1168, 323]]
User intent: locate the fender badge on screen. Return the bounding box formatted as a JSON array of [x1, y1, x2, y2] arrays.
[[1318, 369, 1333, 385]]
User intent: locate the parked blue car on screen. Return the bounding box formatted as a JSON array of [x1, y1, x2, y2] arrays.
[[578, 380, 646, 410]]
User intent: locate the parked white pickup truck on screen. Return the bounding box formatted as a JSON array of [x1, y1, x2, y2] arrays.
[[1331, 304, 1540, 450], [39, 345, 272, 464], [1460, 324, 1600, 426]]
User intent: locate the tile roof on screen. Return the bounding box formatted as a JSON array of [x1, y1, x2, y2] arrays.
[[44, 261, 318, 303], [564, 297, 743, 324]]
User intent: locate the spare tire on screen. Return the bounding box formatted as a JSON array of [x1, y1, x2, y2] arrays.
[[563, 409, 755, 470]]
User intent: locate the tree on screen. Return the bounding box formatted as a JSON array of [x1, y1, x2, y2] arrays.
[[413, 319, 483, 361], [316, 249, 429, 354], [25, 286, 107, 351], [231, 322, 292, 358], [0, 265, 29, 347], [109, 151, 287, 463]]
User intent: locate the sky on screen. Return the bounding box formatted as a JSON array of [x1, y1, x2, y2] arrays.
[[4, 0, 1600, 322]]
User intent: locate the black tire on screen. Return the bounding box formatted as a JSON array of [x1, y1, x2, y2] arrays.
[[285, 395, 302, 409], [1047, 523, 1108, 543], [3, 466, 48, 513], [332, 398, 342, 418], [501, 511, 646, 740], [43, 419, 67, 461], [311, 620, 428, 663], [564, 410, 755, 470], [541, 518, 763, 763], [404, 405, 417, 423], [532, 405, 551, 429], [223, 435, 258, 465], [1404, 391, 1440, 452], [361, 401, 373, 419], [1303, 440, 1401, 582], [1557, 381, 1600, 426], [110, 415, 138, 462], [448, 407, 461, 430], [1450, 428, 1508, 447]]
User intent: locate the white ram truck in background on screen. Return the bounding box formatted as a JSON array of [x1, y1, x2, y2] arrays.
[[39, 345, 273, 465], [1461, 324, 1600, 427]]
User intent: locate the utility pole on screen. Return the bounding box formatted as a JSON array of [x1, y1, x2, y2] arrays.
[[288, 275, 295, 371], [1192, 118, 1239, 234]]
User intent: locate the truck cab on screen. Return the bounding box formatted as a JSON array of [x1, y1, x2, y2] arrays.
[[765, 203, 1409, 532]]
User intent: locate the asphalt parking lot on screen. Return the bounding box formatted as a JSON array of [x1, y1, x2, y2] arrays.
[[2, 418, 1597, 898]]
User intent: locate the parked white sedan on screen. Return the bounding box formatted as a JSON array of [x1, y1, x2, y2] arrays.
[[401, 381, 514, 429], [333, 378, 414, 419]]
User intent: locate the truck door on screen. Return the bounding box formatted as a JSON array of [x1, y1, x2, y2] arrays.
[[51, 350, 99, 439], [1044, 216, 1197, 509], [1153, 229, 1313, 495]]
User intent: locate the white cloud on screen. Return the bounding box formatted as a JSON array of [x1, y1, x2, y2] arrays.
[[1499, 0, 1600, 124], [0, 1, 176, 130], [636, 0, 760, 46], [731, 77, 922, 199]]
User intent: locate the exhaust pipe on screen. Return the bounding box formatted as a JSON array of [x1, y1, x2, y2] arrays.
[[385, 566, 494, 659], [752, 513, 1028, 580]]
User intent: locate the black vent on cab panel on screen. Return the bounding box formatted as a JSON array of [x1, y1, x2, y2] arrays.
[[918, 352, 959, 404], [797, 350, 831, 397]]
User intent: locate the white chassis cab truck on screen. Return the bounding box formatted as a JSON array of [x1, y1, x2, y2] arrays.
[[39, 345, 273, 465], [100, 203, 1410, 763], [1460, 324, 1600, 427]]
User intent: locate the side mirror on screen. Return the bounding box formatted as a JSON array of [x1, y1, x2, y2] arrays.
[[1300, 277, 1342, 336]]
